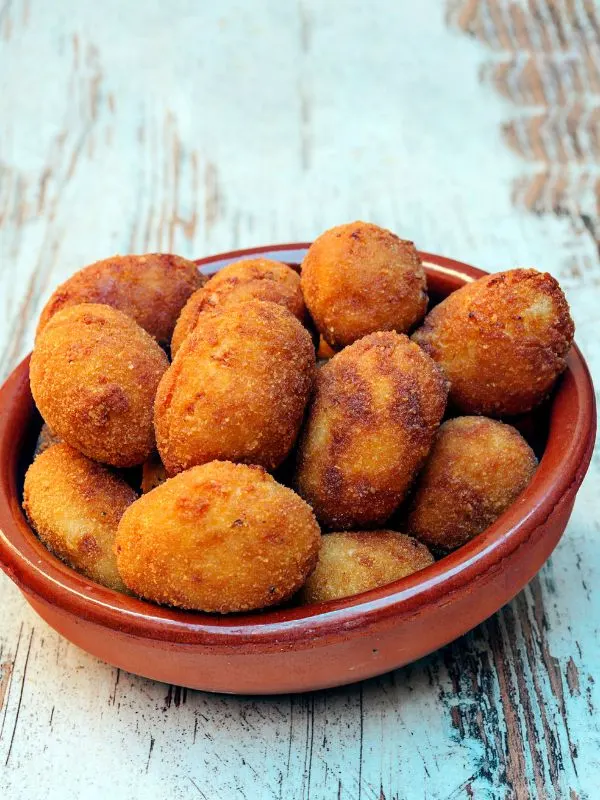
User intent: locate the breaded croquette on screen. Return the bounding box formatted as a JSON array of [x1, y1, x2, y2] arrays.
[[412, 268, 574, 416], [23, 443, 136, 591], [155, 300, 315, 475], [407, 417, 537, 552], [30, 304, 169, 467], [37, 253, 204, 347], [171, 258, 305, 356], [115, 461, 321, 612], [295, 331, 448, 529], [301, 222, 427, 348], [299, 531, 433, 604]]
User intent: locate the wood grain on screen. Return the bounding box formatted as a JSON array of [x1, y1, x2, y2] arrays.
[[447, 0, 600, 291], [1, 1, 599, 798]]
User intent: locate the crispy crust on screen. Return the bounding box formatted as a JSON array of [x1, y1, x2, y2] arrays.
[[295, 331, 448, 528], [115, 461, 321, 613], [299, 530, 434, 604], [36, 253, 204, 346], [156, 300, 315, 475], [171, 258, 305, 356], [301, 221, 428, 348], [23, 443, 137, 591], [407, 416, 537, 553], [30, 303, 169, 467], [412, 268, 575, 416]]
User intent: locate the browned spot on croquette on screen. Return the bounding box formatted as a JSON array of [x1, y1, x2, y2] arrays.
[[79, 534, 101, 556]]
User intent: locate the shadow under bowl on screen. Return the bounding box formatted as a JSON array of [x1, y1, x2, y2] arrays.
[[0, 246, 595, 694]]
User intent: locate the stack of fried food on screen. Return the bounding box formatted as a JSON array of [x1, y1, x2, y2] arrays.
[[23, 224, 574, 613]]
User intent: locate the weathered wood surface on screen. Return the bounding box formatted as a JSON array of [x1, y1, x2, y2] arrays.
[[1, 1, 599, 798]]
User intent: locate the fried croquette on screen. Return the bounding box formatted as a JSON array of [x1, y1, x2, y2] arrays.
[[34, 422, 61, 457], [141, 451, 168, 493], [30, 304, 169, 467], [407, 417, 537, 553], [155, 300, 315, 475], [23, 443, 137, 591], [412, 268, 574, 416], [171, 258, 305, 356], [299, 531, 433, 604], [36, 253, 204, 346], [295, 331, 448, 529], [115, 461, 321, 612], [301, 221, 428, 348]]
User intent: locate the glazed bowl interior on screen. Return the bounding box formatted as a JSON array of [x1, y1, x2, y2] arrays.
[[0, 246, 595, 648]]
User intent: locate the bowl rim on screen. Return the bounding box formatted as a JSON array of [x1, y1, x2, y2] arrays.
[[0, 245, 596, 647]]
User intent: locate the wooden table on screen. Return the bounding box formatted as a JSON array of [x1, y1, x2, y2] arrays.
[[1, 2, 599, 797]]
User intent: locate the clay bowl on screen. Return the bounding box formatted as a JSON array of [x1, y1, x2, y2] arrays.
[[0, 245, 595, 694]]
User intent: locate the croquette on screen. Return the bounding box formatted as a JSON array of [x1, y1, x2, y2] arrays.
[[155, 300, 315, 475], [299, 531, 434, 604], [36, 253, 204, 346], [115, 461, 321, 613], [30, 304, 169, 467], [412, 268, 574, 416], [171, 258, 305, 356], [301, 221, 428, 348], [34, 423, 61, 457], [295, 331, 448, 529], [407, 417, 537, 553], [23, 443, 137, 591]]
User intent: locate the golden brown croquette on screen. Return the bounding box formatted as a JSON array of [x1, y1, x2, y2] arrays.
[[171, 258, 305, 356], [407, 416, 537, 552], [301, 221, 428, 348], [36, 253, 204, 346], [30, 304, 169, 467], [295, 331, 448, 529], [155, 300, 315, 475], [299, 530, 433, 604], [412, 268, 574, 416], [115, 461, 321, 613], [23, 443, 137, 591]]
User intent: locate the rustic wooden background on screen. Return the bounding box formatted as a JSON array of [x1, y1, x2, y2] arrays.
[[1, 1, 599, 798]]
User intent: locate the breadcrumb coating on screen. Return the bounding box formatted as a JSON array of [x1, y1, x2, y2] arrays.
[[30, 303, 169, 467], [171, 258, 305, 356], [37, 253, 204, 346], [115, 461, 321, 612], [407, 416, 537, 552], [412, 268, 574, 416], [299, 530, 433, 604], [295, 331, 448, 528], [23, 443, 136, 591], [156, 300, 315, 475], [301, 221, 427, 348]]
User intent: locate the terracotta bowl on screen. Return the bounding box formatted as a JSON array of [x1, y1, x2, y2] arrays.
[[0, 245, 595, 694]]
